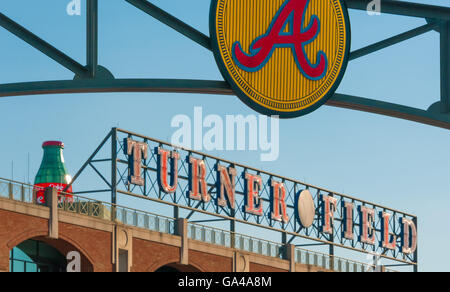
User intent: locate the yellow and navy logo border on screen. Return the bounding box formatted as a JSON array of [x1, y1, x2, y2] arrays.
[[210, 0, 351, 118]]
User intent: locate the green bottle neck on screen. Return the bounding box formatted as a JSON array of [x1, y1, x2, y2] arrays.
[[34, 146, 70, 185]]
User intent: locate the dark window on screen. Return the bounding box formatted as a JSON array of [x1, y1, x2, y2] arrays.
[[155, 265, 181, 272], [9, 240, 67, 272], [118, 249, 128, 272]]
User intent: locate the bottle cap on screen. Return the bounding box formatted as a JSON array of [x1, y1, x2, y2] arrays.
[[42, 141, 64, 148]]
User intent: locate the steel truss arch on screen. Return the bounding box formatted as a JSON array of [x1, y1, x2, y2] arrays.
[[0, 0, 449, 130]]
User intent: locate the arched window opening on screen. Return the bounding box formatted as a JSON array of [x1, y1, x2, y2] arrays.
[[155, 263, 201, 272], [155, 265, 181, 272], [9, 239, 67, 272]]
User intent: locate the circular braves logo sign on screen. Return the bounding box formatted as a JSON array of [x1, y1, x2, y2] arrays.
[[210, 0, 350, 118]]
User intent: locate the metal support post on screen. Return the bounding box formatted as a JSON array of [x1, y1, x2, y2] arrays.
[[87, 0, 98, 78], [441, 21, 450, 113], [111, 128, 118, 221]]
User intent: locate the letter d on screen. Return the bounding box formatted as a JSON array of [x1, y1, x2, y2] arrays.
[[367, 0, 381, 16], [67, 0, 81, 16]]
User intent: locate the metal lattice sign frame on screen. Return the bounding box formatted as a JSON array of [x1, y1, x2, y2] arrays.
[[66, 128, 419, 271]]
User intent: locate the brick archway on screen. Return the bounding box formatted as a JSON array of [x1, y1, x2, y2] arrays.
[[34, 236, 95, 272], [153, 262, 203, 272], [7, 232, 95, 272]]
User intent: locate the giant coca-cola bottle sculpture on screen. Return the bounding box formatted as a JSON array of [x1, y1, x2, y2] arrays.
[[34, 141, 73, 204]]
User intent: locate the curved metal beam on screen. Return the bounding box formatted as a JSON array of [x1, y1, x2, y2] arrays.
[[345, 0, 450, 21], [0, 79, 448, 130], [330, 94, 450, 130], [0, 79, 232, 97]]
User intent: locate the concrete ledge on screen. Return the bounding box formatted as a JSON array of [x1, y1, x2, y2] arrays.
[[58, 211, 115, 233], [189, 239, 235, 258], [0, 197, 49, 219], [131, 226, 182, 248]]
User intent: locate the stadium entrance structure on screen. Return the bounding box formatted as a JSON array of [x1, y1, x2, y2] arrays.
[[0, 0, 449, 129]]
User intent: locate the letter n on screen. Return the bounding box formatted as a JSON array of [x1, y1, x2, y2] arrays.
[[216, 163, 237, 209]]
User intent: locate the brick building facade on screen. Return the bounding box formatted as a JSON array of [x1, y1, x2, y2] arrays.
[[0, 190, 330, 272]]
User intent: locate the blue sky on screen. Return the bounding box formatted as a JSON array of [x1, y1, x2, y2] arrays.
[[0, 0, 449, 271]]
